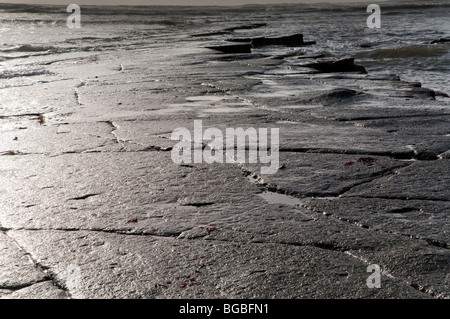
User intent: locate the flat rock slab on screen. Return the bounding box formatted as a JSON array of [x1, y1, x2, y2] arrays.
[[243, 152, 409, 197], [0, 78, 79, 116], [0, 231, 67, 299], [300, 57, 367, 74], [0, 232, 47, 291], [206, 44, 252, 54], [343, 160, 450, 201], [1, 151, 447, 298], [0, 121, 123, 155], [206, 210, 449, 298], [301, 197, 450, 247], [0, 152, 263, 233], [0, 281, 68, 299], [6, 229, 431, 299]]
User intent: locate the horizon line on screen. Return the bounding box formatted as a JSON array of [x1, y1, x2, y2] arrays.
[[0, 0, 390, 8]]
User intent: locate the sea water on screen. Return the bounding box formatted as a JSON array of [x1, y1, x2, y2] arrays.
[[0, 1, 448, 95]]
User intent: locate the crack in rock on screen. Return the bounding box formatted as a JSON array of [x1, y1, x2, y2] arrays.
[[346, 195, 450, 202], [240, 162, 411, 200], [240, 162, 450, 250], [181, 202, 215, 207], [0, 278, 51, 292], [334, 113, 450, 122], [74, 90, 83, 106], [7, 227, 183, 239], [344, 250, 443, 299], [205, 236, 439, 298], [326, 214, 449, 249], [67, 193, 101, 201], [0, 229, 69, 298], [104, 120, 127, 151], [279, 147, 441, 161]]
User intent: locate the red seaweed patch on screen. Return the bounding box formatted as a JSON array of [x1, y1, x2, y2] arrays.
[[357, 156, 377, 164], [205, 226, 217, 234]]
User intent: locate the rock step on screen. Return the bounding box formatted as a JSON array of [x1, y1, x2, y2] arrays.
[[301, 57, 367, 74], [206, 43, 252, 54], [228, 33, 316, 48]]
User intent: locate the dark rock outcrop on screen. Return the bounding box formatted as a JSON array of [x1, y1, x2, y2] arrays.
[[214, 53, 268, 62], [410, 87, 436, 99], [302, 57, 367, 74], [435, 91, 450, 98], [206, 43, 252, 54], [323, 88, 361, 99], [310, 88, 362, 103], [271, 50, 305, 60], [295, 54, 326, 60], [430, 38, 450, 44], [193, 31, 230, 37], [193, 23, 267, 38], [224, 23, 267, 32], [228, 33, 316, 48]]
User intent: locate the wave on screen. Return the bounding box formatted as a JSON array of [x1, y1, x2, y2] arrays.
[[1, 44, 63, 53], [1, 1, 449, 14], [357, 45, 448, 59], [0, 39, 138, 57], [64, 36, 126, 43], [0, 69, 53, 79]]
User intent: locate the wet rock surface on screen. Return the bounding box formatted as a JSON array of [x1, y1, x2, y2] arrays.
[[0, 26, 449, 300]]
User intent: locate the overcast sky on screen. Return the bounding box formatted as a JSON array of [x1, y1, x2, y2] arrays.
[[0, 0, 384, 6]]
